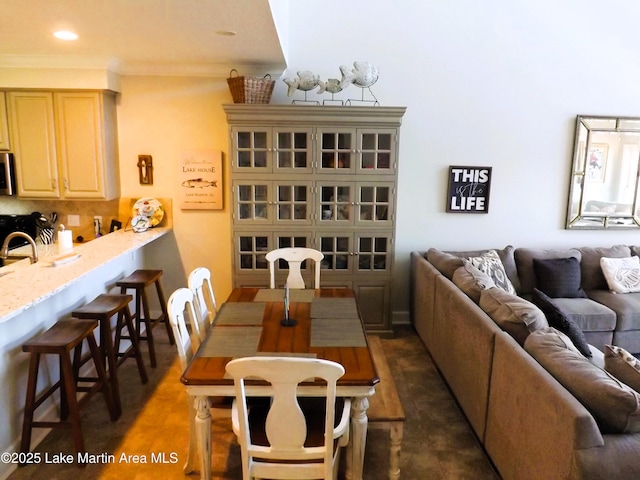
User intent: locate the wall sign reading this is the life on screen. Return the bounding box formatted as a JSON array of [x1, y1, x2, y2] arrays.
[[446, 166, 492, 213]]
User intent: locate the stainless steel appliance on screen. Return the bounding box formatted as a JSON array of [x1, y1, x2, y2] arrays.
[[0, 214, 37, 252], [0, 153, 16, 196]]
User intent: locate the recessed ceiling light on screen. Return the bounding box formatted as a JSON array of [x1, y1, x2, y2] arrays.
[[53, 30, 78, 41], [215, 30, 236, 36]]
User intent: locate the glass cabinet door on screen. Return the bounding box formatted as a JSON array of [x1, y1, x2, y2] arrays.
[[357, 128, 396, 174], [235, 234, 271, 272], [317, 182, 354, 224], [274, 181, 313, 226], [355, 182, 394, 227], [233, 181, 273, 224], [355, 233, 393, 274], [318, 234, 353, 272], [231, 127, 272, 172], [273, 128, 313, 174], [316, 128, 356, 173]]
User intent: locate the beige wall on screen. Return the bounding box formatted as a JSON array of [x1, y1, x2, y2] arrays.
[[116, 75, 234, 302]]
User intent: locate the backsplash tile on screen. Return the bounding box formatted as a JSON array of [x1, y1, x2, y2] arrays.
[[0, 198, 121, 242]]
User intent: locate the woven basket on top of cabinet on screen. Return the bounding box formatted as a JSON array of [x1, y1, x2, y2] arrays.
[[227, 69, 275, 104]]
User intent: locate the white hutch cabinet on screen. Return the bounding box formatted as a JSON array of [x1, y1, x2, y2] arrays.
[[224, 104, 405, 334]]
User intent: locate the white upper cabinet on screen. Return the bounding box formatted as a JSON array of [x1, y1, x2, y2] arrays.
[[7, 90, 120, 199]]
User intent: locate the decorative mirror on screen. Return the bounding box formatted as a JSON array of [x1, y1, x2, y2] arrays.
[[566, 115, 640, 229]]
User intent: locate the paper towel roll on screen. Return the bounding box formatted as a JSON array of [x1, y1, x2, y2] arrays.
[[58, 230, 73, 251]]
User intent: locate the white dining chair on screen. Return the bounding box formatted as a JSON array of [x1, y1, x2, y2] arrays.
[[265, 247, 324, 289], [226, 356, 350, 480], [188, 266, 217, 343], [167, 287, 230, 473]]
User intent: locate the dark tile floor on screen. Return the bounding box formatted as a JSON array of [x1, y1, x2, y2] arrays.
[[8, 324, 500, 479]]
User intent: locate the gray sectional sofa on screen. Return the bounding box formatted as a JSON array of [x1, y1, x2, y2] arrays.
[[410, 245, 640, 480]]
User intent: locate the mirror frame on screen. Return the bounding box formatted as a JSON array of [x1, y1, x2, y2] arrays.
[[566, 115, 640, 229]]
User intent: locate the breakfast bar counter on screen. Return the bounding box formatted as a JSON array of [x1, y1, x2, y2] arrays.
[[0, 227, 171, 325], [0, 226, 182, 479]]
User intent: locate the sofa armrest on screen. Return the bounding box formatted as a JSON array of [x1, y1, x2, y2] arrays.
[[410, 251, 440, 350], [485, 332, 603, 480]]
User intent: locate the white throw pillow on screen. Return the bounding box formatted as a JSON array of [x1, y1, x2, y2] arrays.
[[600, 256, 640, 293]]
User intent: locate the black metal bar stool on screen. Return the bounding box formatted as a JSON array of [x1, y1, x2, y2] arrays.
[[20, 319, 118, 457], [116, 269, 175, 368], [72, 294, 148, 416]]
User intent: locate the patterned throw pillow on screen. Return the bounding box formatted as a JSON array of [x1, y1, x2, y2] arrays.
[[604, 345, 640, 392], [600, 256, 640, 294], [465, 250, 516, 294]]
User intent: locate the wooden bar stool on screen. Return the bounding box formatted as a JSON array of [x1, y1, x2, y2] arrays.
[[116, 269, 175, 368], [72, 294, 148, 416], [20, 319, 118, 457]]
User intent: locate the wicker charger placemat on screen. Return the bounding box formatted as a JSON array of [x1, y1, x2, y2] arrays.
[[214, 302, 266, 326], [253, 289, 315, 303], [200, 326, 262, 358], [311, 317, 367, 347], [310, 297, 359, 319]]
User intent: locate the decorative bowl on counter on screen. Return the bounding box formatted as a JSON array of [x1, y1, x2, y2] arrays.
[[132, 198, 164, 228]]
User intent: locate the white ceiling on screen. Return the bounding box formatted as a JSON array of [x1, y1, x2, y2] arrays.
[[0, 0, 287, 76]]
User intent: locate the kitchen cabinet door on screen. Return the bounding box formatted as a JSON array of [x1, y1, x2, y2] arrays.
[[0, 93, 10, 151], [7, 92, 60, 197], [55, 92, 119, 199]]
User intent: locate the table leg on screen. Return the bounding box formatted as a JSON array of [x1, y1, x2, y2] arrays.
[[346, 395, 369, 480], [183, 395, 198, 474], [389, 423, 403, 480], [194, 395, 212, 480]]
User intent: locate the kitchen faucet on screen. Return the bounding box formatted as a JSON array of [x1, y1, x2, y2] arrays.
[[0, 232, 39, 264]]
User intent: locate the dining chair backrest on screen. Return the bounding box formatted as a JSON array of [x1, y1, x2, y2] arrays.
[[188, 267, 217, 343], [167, 288, 199, 371], [265, 247, 324, 289], [225, 356, 350, 480]]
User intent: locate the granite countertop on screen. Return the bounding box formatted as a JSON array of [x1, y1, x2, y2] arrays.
[[0, 226, 170, 325]]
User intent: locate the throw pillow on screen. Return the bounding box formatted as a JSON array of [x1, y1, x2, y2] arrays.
[[479, 287, 548, 346], [600, 256, 640, 294], [604, 344, 640, 392], [531, 288, 592, 358], [465, 250, 516, 295], [452, 263, 495, 304], [525, 327, 640, 434], [532, 256, 587, 298]]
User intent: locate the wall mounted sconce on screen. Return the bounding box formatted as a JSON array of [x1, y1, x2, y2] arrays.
[[137, 155, 153, 185]]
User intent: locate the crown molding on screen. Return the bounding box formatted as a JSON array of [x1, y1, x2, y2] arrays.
[[0, 54, 285, 79]]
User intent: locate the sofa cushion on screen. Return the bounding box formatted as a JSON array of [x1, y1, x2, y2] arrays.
[[600, 256, 640, 294], [579, 245, 631, 291], [514, 248, 582, 296], [427, 246, 518, 290], [465, 250, 516, 294], [531, 289, 592, 357], [604, 344, 640, 393], [525, 327, 640, 434], [479, 287, 548, 345], [452, 264, 495, 304], [587, 290, 640, 332], [533, 257, 587, 298], [551, 297, 617, 332]]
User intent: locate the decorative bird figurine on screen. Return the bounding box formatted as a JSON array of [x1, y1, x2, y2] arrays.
[[282, 70, 321, 96]]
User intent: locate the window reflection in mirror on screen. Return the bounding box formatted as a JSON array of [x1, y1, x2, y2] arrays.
[[566, 115, 640, 229]]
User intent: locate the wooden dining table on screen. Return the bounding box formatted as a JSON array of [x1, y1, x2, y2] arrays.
[[180, 287, 379, 480]]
